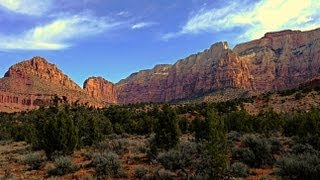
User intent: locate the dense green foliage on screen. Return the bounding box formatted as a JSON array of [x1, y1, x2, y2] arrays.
[[196, 110, 228, 178], [1, 94, 320, 178], [276, 153, 320, 179], [232, 134, 275, 167], [154, 105, 180, 150]]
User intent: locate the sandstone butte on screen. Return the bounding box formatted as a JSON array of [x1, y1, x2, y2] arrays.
[[0, 27, 320, 112]]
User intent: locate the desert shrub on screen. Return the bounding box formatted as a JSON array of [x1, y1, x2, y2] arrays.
[[91, 152, 123, 177], [276, 153, 320, 179], [228, 131, 241, 142], [295, 92, 304, 100], [232, 147, 255, 166], [257, 111, 284, 134], [95, 138, 129, 155], [283, 108, 320, 150], [230, 162, 249, 178], [233, 134, 274, 167], [134, 166, 148, 178], [224, 111, 254, 133], [291, 143, 318, 155], [107, 139, 129, 155], [47, 156, 77, 176], [157, 142, 199, 172], [23, 151, 47, 170], [268, 137, 283, 154], [179, 117, 191, 134], [0, 169, 17, 180], [227, 131, 241, 149], [157, 169, 175, 180], [11, 123, 37, 143], [158, 150, 182, 171]]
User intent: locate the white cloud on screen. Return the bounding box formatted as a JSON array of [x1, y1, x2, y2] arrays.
[[0, 15, 121, 50], [0, 0, 52, 16], [131, 22, 156, 29], [161, 32, 181, 41], [164, 0, 320, 40], [117, 11, 130, 17]]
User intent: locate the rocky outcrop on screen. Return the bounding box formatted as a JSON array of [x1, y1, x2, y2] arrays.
[[4, 56, 81, 91], [116, 64, 172, 103], [0, 90, 52, 112], [163, 42, 253, 101], [116, 42, 253, 103], [234, 28, 320, 91], [116, 28, 320, 104], [0, 57, 107, 112], [1, 27, 320, 112], [84, 77, 117, 104]]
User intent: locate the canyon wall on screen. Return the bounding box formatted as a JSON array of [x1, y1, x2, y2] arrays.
[[234, 28, 320, 91], [1, 28, 320, 112], [115, 28, 320, 104], [83, 77, 117, 104]]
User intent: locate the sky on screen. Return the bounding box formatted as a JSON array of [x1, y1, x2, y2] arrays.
[[0, 0, 319, 86]]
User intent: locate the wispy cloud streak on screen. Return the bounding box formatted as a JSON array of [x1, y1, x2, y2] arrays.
[[163, 0, 320, 40], [0, 15, 121, 50]]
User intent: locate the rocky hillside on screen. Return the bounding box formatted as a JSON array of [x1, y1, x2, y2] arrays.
[[83, 77, 117, 104], [116, 28, 320, 104], [234, 28, 320, 91], [4, 57, 81, 92], [0, 57, 114, 112], [116, 42, 253, 103], [1, 28, 320, 112]]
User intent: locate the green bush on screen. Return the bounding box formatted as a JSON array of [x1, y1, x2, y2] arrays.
[[276, 153, 320, 179], [228, 131, 241, 142], [154, 105, 180, 150], [23, 151, 47, 170], [47, 156, 77, 176], [134, 166, 148, 178], [157, 169, 175, 180], [233, 134, 274, 167], [291, 143, 318, 155], [194, 110, 228, 179], [75, 111, 113, 147], [157, 142, 199, 172], [158, 150, 182, 171], [95, 138, 129, 155], [91, 152, 123, 177], [230, 162, 249, 178], [268, 137, 283, 154], [232, 147, 255, 166], [39, 110, 78, 158], [106, 139, 129, 155]]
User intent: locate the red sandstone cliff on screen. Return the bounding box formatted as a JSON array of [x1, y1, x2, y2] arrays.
[[4, 56, 81, 92], [1, 27, 320, 112], [116, 42, 254, 103], [0, 57, 107, 112], [233, 28, 320, 91], [116, 28, 320, 104], [83, 77, 117, 104]]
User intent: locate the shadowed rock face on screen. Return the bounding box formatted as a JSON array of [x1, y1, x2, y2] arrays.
[[1, 28, 320, 112], [83, 77, 117, 104], [234, 28, 320, 91], [4, 56, 81, 91], [0, 57, 111, 112], [115, 42, 254, 104], [116, 28, 320, 104]]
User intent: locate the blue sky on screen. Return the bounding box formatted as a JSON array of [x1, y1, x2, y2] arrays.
[[0, 0, 319, 86]]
